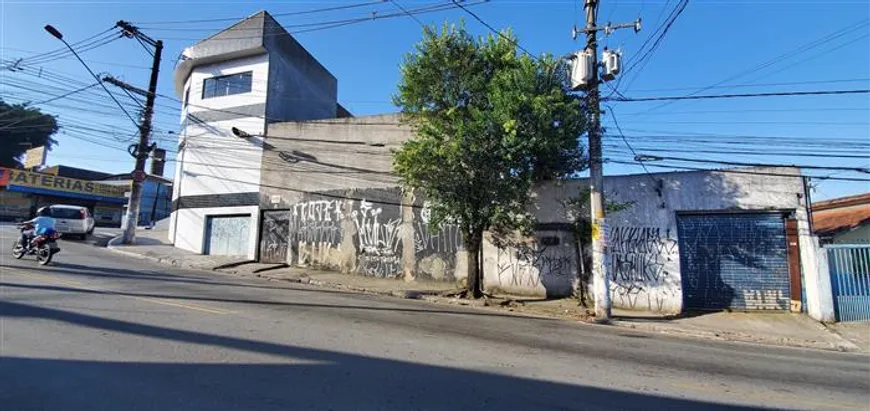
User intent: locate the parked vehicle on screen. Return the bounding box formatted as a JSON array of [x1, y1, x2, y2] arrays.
[[40, 205, 95, 240], [12, 223, 61, 265]]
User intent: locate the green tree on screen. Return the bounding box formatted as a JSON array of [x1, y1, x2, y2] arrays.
[[393, 24, 587, 298], [0, 99, 58, 168]]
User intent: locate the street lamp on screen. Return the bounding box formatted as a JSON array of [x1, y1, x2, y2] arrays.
[[44, 25, 64, 40], [43, 25, 139, 128], [231, 127, 252, 139]]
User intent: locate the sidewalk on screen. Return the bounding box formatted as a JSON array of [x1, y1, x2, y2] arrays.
[[107, 226, 869, 354], [107, 223, 248, 271]]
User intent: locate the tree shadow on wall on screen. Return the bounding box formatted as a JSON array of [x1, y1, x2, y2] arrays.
[[0, 299, 770, 411]]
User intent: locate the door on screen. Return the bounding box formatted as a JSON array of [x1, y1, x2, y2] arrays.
[[827, 245, 870, 322], [677, 213, 790, 310], [205, 215, 250, 256], [260, 211, 290, 264]]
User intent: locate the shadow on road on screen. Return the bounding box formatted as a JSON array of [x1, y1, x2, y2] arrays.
[[0, 299, 767, 411], [1, 262, 350, 294], [0, 281, 557, 321]]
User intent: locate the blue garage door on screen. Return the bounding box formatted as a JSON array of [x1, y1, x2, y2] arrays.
[[677, 213, 790, 310]]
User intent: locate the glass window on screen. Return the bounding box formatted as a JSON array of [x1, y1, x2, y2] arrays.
[[50, 207, 84, 220], [202, 71, 253, 99]]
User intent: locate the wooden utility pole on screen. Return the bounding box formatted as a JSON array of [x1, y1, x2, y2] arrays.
[[115, 21, 163, 244]]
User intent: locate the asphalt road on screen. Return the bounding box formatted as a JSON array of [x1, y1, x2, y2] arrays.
[[1, 225, 867, 411]]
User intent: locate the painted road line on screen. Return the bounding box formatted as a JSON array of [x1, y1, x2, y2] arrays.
[[7, 270, 234, 315]]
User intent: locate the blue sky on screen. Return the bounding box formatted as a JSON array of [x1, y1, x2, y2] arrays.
[[1, 0, 868, 200]]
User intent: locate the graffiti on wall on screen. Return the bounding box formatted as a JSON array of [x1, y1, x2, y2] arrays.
[[353, 199, 402, 277], [413, 201, 463, 280], [496, 241, 575, 291], [261, 211, 291, 264], [289, 199, 348, 265], [607, 225, 678, 309]]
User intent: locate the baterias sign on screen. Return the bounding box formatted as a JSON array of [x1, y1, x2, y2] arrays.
[[0, 167, 128, 204]]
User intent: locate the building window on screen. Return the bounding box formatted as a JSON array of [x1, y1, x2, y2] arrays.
[[183, 87, 190, 108], [202, 71, 252, 99]]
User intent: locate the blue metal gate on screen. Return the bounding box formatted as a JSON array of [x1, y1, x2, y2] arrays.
[[827, 245, 870, 322], [677, 213, 790, 310]]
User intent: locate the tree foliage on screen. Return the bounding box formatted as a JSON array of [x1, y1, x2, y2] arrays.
[[393, 23, 587, 297], [0, 99, 58, 168]]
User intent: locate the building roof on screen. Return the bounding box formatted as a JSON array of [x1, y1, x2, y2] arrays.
[[813, 192, 870, 211], [173, 10, 335, 98], [812, 193, 870, 236], [40, 165, 112, 181], [102, 173, 174, 185]]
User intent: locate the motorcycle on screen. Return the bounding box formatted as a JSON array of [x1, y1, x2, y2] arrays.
[[11, 223, 62, 265]]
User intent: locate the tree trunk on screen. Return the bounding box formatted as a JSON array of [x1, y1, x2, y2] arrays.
[[465, 229, 484, 299], [573, 225, 592, 307]]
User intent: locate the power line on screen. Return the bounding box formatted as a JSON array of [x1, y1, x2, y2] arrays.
[[605, 105, 657, 184], [607, 160, 870, 182], [623, 78, 870, 94], [133, 0, 388, 25], [621, 18, 869, 110], [619, 0, 689, 90], [619, 106, 870, 116], [152, 2, 486, 41], [610, 88, 870, 102], [9, 28, 115, 66], [20, 33, 122, 67], [633, 154, 870, 173], [607, 119, 868, 126], [388, 0, 426, 28], [450, 0, 539, 60], [603, 144, 869, 159]]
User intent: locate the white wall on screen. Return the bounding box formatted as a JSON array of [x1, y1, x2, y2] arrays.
[[186, 54, 269, 114], [173, 206, 260, 259], [169, 53, 268, 259], [480, 168, 814, 314]]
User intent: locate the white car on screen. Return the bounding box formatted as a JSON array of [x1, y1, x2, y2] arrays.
[[39, 205, 95, 240]]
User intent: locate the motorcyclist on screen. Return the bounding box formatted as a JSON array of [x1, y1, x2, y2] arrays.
[[19, 208, 56, 250]]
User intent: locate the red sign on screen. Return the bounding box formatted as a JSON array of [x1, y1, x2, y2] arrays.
[[131, 170, 147, 183]]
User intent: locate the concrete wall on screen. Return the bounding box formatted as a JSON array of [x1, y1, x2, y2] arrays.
[[263, 13, 337, 122], [489, 167, 813, 314], [255, 113, 820, 314], [259, 114, 407, 208], [257, 116, 464, 281]]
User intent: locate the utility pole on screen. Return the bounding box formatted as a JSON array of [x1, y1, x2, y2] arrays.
[[573, 0, 640, 322], [114, 21, 163, 245], [585, 0, 611, 323]]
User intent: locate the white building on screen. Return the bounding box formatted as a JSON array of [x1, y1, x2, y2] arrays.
[[169, 11, 345, 258]]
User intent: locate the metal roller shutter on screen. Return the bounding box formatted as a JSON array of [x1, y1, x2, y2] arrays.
[[677, 213, 790, 310]]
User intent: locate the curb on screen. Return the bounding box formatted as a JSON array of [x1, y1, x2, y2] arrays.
[[100, 240, 866, 354], [106, 234, 125, 248], [106, 237, 227, 271], [610, 319, 861, 353], [820, 322, 864, 353]]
